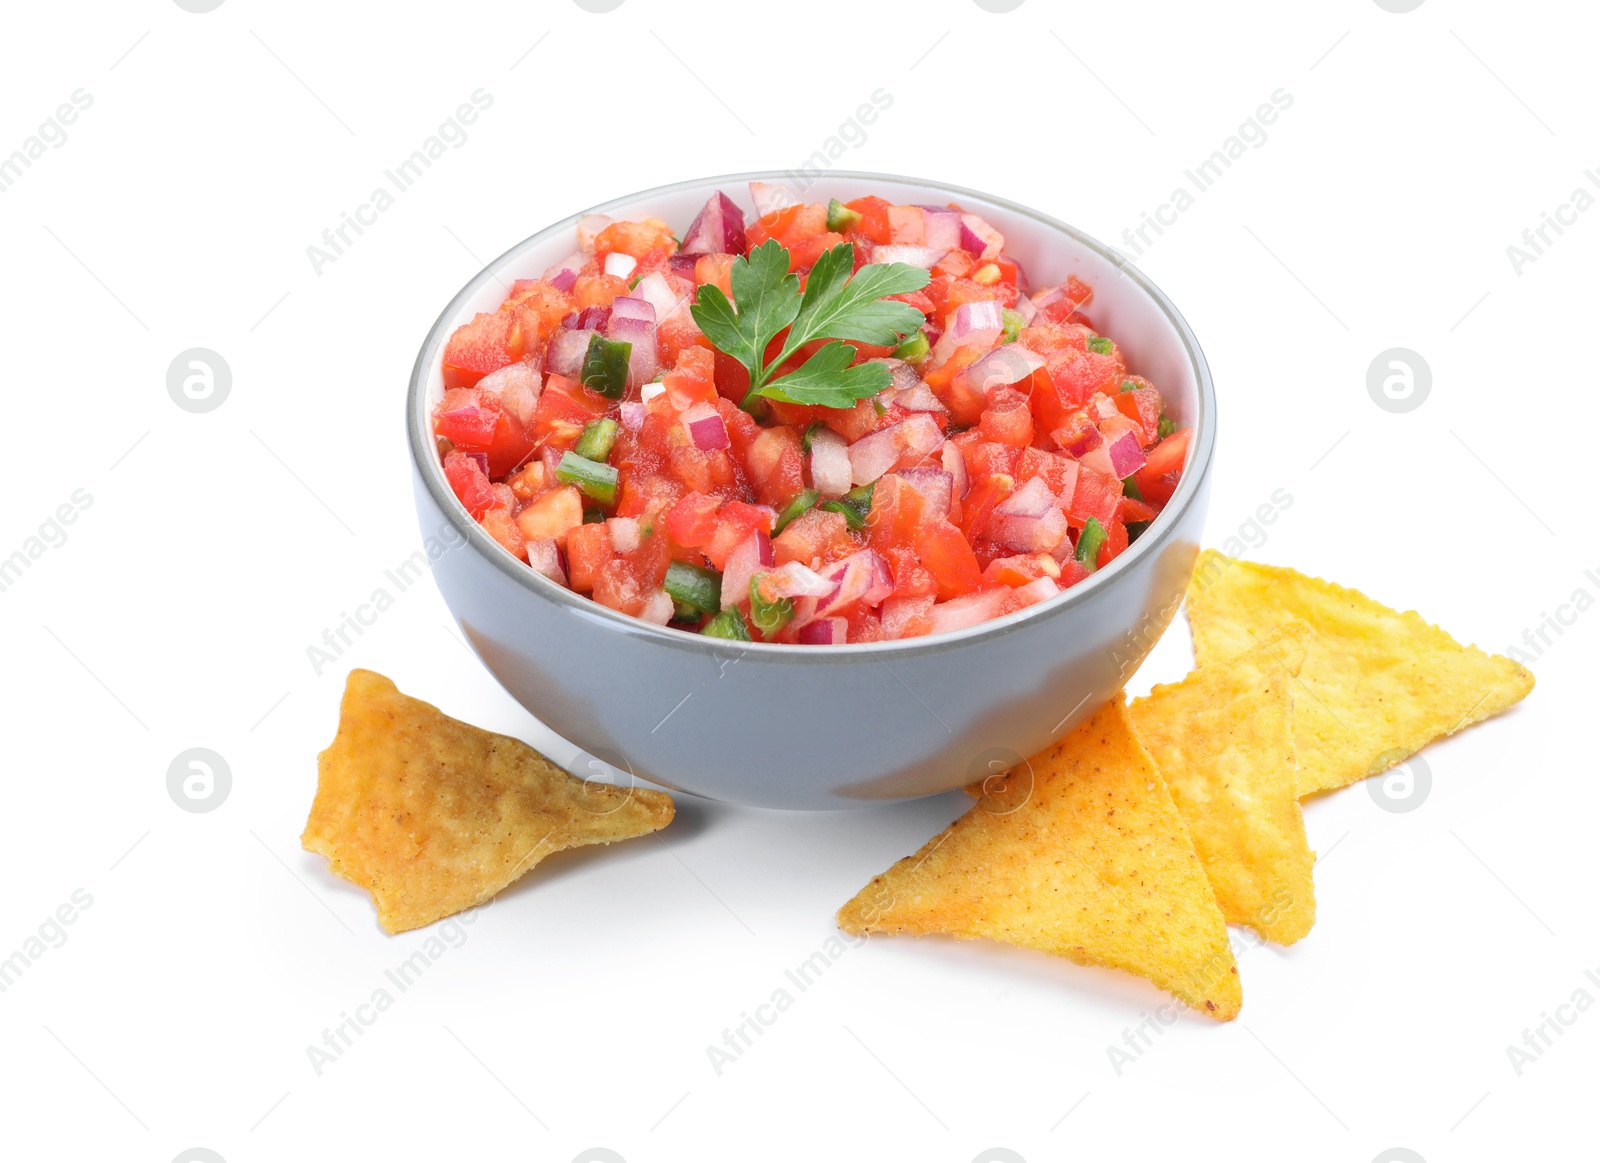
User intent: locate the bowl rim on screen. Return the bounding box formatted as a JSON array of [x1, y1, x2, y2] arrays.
[[408, 169, 1215, 657]]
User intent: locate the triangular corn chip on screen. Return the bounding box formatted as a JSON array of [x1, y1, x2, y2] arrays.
[[838, 698, 1241, 1020], [1186, 552, 1534, 796], [303, 669, 674, 933], [1130, 623, 1316, 944]]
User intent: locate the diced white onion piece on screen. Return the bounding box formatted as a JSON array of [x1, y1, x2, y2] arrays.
[[525, 539, 566, 586], [1014, 575, 1060, 607], [640, 590, 674, 625], [576, 215, 612, 251], [927, 589, 1007, 635], [808, 427, 852, 499], [872, 244, 944, 269], [607, 517, 640, 555], [749, 181, 800, 216], [603, 252, 637, 279], [848, 414, 945, 486]]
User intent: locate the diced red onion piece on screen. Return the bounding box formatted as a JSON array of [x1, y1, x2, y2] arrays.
[[847, 414, 945, 486], [546, 328, 597, 377], [996, 476, 1057, 519], [668, 253, 700, 278], [543, 251, 585, 290], [951, 299, 1005, 345], [965, 345, 1046, 395], [721, 532, 764, 610], [927, 589, 1007, 635], [681, 191, 748, 256], [539, 443, 564, 476], [1015, 575, 1060, 607], [897, 468, 953, 523], [808, 426, 852, 499], [640, 590, 674, 625], [608, 295, 656, 326], [464, 452, 489, 477], [475, 362, 543, 427], [603, 315, 658, 387], [1063, 425, 1103, 458], [872, 244, 944, 269], [684, 404, 730, 451], [607, 517, 640, 555], [525, 539, 566, 586], [941, 441, 968, 498], [749, 181, 800, 217], [1105, 429, 1147, 478], [630, 273, 686, 323], [619, 400, 645, 432], [892, 382, 947, 413], [885, 359, 920, 394], [816, 551, 892, 616], [1012, 292, 1038, 324], [921, 207, 961, 252], [798, 617, 847, 645], [993, 506, 1068, 553], [603, 252, 636, 279], [765, 561, 834, 600], [576, 215, 611, 251], [959, 213, 1004, 259], [576, 305, 611, 330]]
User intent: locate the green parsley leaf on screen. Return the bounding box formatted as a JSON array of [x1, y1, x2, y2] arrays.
[[689, 238, 930, 413]]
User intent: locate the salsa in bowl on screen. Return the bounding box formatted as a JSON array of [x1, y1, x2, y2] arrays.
[[409, 172, 1213, 809], [430, 183, 1192, 646]]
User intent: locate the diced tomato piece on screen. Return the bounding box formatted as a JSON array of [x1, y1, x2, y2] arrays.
[[1068, 466, 1122, 530], [885, 545, 936, 598], [788, 232, 846, 271], [573, 273, 631, 311], [865, 474, 926, 556], [516, 486, 584, 549], [1097, 518, 1129, 569], [1119, 494, 1159, 523], [1017, 320, 1090, 359], [501, 280, 574, 340], [956, 474, 1012, 541], [844, 196, 892, 245], [657, 313, 706, 368], [663, 345, 717, 403], [978, 388, 1034, 448], [441, 313, 517, 389], [926, 275, 1016, 322], [1049, 350, 1123, 406], [958, 436, 1021, 482], [594, 217, 677, 261], [1115, 385, 1164, 444], [924, 344, 990, 425], [919, 520, 984, 600], [666, 491, 722, 549], [566, 523, 611, 592], [435, 388, 502, 448], [616, 472, 684, 520], [483, 408, 538, 477], [1015, 447, 1080, 505], [1143, 428, 1192, 477], [1056, 558, 1092, 589], [932, 249, 975, 280], [443, 452, 497, 519], [481, 506, 526, 560], [983, 553, 1058, 587], [747, 203, 826, 251], [532, 373, 610, 452], [1064, 275, 1094, 310], [773, 508, 853, 567], [743, 426, 804, 508], [694, 254, 735, 297]]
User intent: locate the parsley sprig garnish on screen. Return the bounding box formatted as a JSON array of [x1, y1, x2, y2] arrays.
[[690, 239, 930, 411]]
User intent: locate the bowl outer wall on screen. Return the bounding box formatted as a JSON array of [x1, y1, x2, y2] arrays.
[[409, 171, 1215, 810]]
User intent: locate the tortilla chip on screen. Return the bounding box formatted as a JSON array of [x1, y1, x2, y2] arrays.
[[302, 669, 674, 933], [1186, 552, 1535, 796], [1130, 624, 1316, 944], [838, 698, 1241, 1020]]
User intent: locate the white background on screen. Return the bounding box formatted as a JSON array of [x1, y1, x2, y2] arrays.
[[1, 1, 1594, 1160]]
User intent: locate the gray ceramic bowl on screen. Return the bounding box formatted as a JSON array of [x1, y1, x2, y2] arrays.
[[409, 171, 1214, 809]]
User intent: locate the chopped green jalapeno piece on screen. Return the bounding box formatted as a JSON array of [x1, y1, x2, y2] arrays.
[[582, 506, 606, 524], [555, 451, 619, 505], [820, 482, 873, 531], [664, 560, 721, 614], [1157, 413, 1177, 439], [1122, 475, 1144, 500], [1000, 308, 1026, 344], [574, 417, 620, 462], [892, 328, 930, 363], [749, 575, 795, 636], [700, 607, 751, 641], [826, 198, 862, 232], [1119, 378, 1138, 393], [580, 334, 632, 399], [773, 488, 819, 534], [1126, 519, 1151, 543], [1075, 517, 1108, 570], [802, 422, 824, 455], [1087, 336, 1114, 355]]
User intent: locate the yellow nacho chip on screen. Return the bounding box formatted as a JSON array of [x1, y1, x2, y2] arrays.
[[302, 669, 674, 933], [1186, 553, 1534, 796], [837, 698, 1241, 1020], [1130, 624, 1316, 944]]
